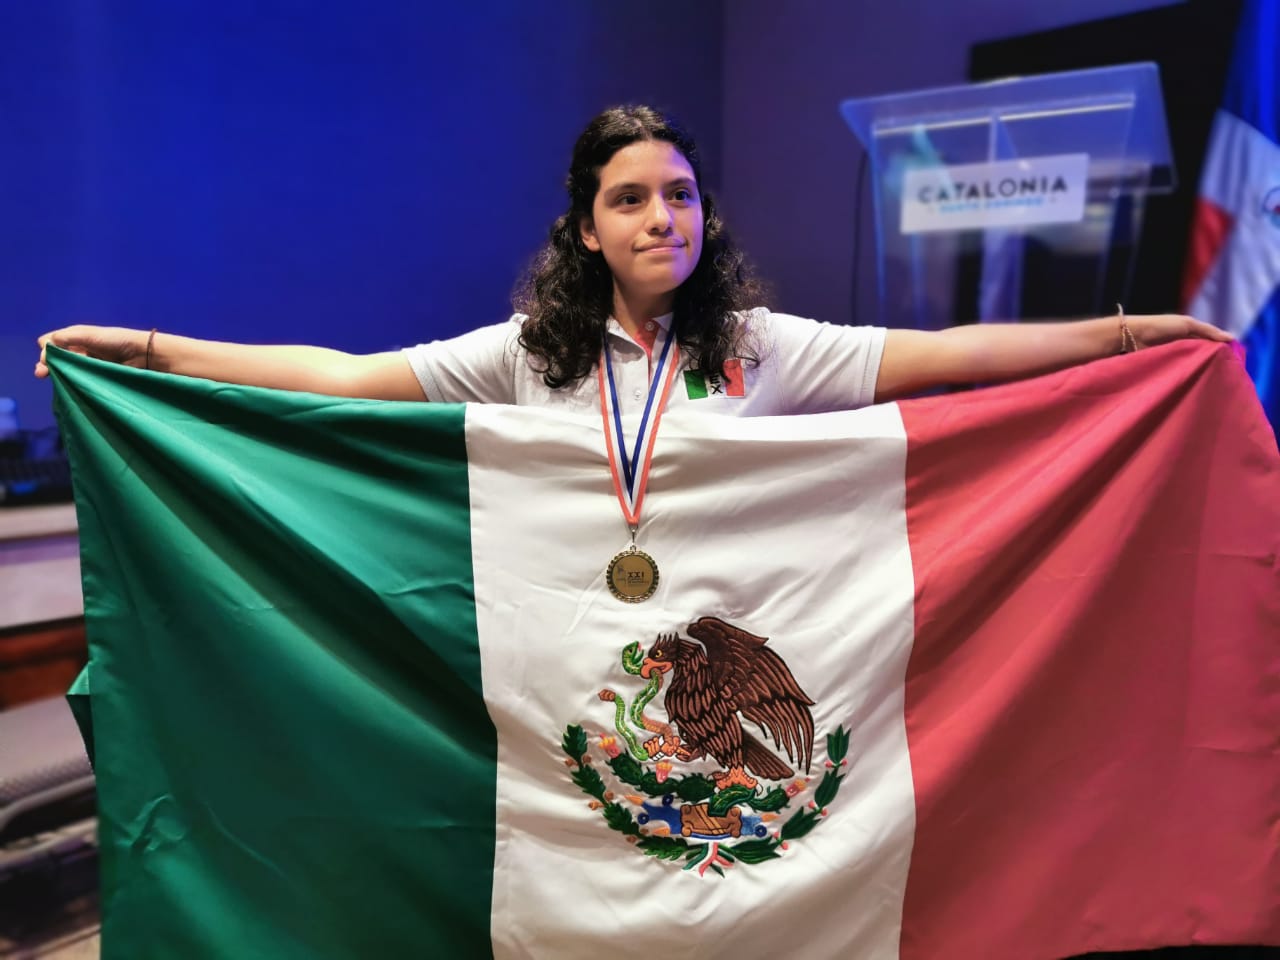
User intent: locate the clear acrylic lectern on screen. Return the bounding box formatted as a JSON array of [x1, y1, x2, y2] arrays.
[[840, 63, 1175, 330]]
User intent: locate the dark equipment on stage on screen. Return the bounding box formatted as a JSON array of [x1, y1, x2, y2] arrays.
[[0, 429, 73, 507]]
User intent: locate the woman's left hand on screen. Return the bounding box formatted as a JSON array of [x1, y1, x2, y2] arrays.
[[1123, 313, 1234, 350]]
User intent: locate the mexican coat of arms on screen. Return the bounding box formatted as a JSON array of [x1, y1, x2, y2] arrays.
[[561, 616, 851, 877]]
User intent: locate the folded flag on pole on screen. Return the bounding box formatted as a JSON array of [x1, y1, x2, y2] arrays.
[[50, 342, 1279, 960], [1183, 0, 1280, 435]]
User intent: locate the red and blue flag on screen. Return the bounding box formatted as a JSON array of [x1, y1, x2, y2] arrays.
[[1184, 0, 1280, 438]]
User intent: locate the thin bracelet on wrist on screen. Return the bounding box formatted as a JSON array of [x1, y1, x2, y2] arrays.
[[145, 328, 158, 370], [1116, 304, 1137, 354]]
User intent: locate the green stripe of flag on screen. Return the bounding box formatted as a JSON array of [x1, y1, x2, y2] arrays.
[[683, 369, 708, 399], [49, 348, 495, 960]]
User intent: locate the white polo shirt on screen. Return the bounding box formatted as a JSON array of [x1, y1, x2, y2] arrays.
[[402, 309, 885, 417]]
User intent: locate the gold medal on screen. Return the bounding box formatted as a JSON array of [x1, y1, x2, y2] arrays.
[[606, 544, 659, 603]]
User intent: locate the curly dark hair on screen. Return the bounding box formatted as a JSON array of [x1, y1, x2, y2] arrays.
[[514, 105, 767, 389]]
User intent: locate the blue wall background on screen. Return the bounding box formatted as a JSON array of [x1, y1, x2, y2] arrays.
[[1, 1, 1185, 431], [0, 1, 724, 428]]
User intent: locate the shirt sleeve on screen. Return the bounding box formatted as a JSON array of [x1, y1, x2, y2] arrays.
[[400, 316, 524, 404], [752, 310, 886, 414]]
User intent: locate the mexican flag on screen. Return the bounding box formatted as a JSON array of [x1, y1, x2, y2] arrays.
[[684, 358, 745, 398], [49, 341, 1279, 960]]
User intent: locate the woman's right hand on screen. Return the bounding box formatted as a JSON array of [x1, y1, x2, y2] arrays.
[[35, 325, 151, 378]]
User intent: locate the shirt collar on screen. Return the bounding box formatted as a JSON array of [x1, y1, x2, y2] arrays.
[[605, 312, 674, 345]]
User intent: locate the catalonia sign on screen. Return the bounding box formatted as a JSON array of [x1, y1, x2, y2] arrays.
[[901, 153, 1089, 234]]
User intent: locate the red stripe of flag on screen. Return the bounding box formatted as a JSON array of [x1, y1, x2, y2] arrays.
[[723, 358, 745, 397], [898, 341, 1280, 959], [1181, 197, 1235, 310]]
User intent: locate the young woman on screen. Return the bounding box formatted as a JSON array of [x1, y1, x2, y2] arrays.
[[35, 106, 1230, 413]]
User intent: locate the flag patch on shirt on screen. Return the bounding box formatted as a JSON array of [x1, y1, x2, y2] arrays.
[[684, 359, 745, 399]]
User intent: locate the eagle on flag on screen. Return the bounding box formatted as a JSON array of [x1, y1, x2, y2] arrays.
[[640, 616, 816, 791]]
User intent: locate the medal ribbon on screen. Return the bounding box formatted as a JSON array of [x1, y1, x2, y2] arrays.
[[597, 323, 680, 530]]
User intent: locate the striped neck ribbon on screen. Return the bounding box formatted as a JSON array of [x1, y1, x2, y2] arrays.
[[597, 323, 681, 533]]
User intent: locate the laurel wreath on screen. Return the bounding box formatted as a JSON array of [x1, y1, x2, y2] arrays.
[[562, 723, 850, 875]]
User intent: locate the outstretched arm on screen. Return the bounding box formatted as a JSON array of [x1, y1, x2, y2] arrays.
[[873, 313, 1232, 403], [35, 325, 426, 401]]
